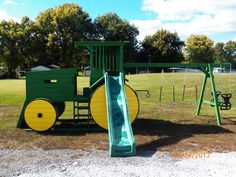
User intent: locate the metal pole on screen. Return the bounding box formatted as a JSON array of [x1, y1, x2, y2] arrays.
[[182, 69, 187, 101], [159, 85, 162, 102], [195, 85, 198, 102], [182, 85, 186, 101], [159, 69, 164, 102], [194, 69, 198, 102], [172, 70, 175, 102]]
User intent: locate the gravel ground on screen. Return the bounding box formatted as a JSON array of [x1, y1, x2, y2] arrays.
[[0, 149, 235, 177]]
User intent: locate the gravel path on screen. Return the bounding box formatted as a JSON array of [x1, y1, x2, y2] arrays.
[[0, 149, 235, 177]]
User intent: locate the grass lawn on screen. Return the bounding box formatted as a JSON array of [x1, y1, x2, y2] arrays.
[[0, 72, 235, 152]]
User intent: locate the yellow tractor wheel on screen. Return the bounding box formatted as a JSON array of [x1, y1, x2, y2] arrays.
[[24, 99, 57, 131], [90, 84, 139, 129]]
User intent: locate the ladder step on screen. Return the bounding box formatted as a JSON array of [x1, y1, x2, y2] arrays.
[[74, 106, 88, 109], [75, 119, 93, 123], [74, 115, 91, 118], [78, 106, 89, 109], [78, 114, 90, 117], [77, 95, 90, 102]]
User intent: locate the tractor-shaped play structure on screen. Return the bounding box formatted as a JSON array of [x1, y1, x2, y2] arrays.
[[17, 41, 232, 157]]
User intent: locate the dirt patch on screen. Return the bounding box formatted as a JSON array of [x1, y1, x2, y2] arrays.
[[134, 118, 236, 153], [0, 103, 236, 153], [0, 117, 235, 154], [0, 105, 20, 118]]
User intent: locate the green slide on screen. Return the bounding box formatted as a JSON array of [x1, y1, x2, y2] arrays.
[[104, 72, 136, 157]]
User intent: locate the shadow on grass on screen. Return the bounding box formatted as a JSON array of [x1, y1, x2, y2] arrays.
[[33, 118, 233, 156], [43, 117, 232, 139], [44, 124, 106, 136], [133, 118, 233, 156]]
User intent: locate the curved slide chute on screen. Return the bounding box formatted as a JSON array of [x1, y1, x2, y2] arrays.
[[104, 72, 136, 157]]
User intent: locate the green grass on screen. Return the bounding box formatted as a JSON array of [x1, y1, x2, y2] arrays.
[[127, 72, 236, 120], [0, 72, 235, 129], [0, 79, 26, 105]]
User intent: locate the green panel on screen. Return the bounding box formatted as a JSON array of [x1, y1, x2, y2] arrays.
[[26, 68, 77, 101], [90, 69, 104, 87], [17, 99, 30, 128], [75, 41, 129, 47], [75, 41, 127, 87]]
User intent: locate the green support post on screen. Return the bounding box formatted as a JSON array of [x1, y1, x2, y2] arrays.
[[90, 47, 94, 70], [196, 68, 208, 116], [119, 45, 124, 72], [208, 64, 221, 125], [196, 65, 222, 125], [17, 99, 29, 128]]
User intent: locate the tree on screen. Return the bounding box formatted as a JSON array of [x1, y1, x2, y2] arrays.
[[17, 16, 42, 70], [0, 20, 23, 77], [224, 40, 236, 65], [213, 42, 226, 63], [212, 41, 236, 67], [35, 3, 93, 67], [94, 13, 139, 62], [184, 35, 214, 63], [141, 29, 184, 63]]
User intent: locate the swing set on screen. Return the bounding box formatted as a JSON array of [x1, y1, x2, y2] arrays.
[[17, 41, 233, 157], [125, 63, 233, 125]]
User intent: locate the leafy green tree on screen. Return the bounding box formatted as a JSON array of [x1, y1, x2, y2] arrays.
[[94, 13, 138, 42], [224, 41, 236, 65], [0, 20, 23, 77], [213, 42, 226, 63], [94, 13, 139, 62], [17, 16, 42, 69], [141, 29, 184, 63], [35, 3, 93, 67], [184, 35, 214, 63], [212, 40, 236, 67]]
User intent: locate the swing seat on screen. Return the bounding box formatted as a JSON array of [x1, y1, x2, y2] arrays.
[[220, 93, 232, 110], [135, 90, 150, 98]]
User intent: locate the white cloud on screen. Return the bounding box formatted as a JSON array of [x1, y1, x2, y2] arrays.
[[131, 19, 162, 40], [0, 9, 20, 21], [2, 0, 18, 6], [132, 0, 236, 41]]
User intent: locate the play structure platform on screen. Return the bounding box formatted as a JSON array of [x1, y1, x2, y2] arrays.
[[17, 41, 232, 157]]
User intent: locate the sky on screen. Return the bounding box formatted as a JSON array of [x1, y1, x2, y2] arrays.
[[0, 0, 236, 42]]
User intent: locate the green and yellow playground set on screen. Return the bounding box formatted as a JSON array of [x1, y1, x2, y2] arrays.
[[17, 41, 232, 157]]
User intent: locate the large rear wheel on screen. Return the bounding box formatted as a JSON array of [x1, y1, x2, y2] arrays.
[[90, 84, 139, 129]]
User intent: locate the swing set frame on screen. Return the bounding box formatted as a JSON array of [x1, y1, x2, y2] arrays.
[[124, 62, 232, 125]]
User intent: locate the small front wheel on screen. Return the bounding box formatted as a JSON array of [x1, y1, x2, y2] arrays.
[[24, 99, 57, 131]]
